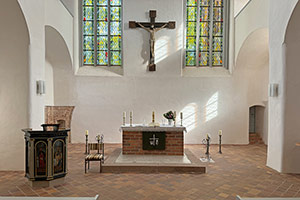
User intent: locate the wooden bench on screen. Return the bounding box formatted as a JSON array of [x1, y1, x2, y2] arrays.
[[0, 195, 99, 200], [237, 195, 300, 200]]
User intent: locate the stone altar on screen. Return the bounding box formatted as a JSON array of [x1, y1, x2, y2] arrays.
[[121, 125, 186, 155]]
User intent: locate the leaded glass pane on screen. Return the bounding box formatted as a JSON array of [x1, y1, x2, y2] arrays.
[[200, 22, 210, 36], [110, 7, 121, 21], [83, 51, 94, 65], [213, 22, 223, 36], [213, 37, 222, 51], [83, 7, 94, 20], [213, 7, 223, 21], [187, 7, 197, 21], [97, 51, 108, 65], [110, 36, 121, 50], [83, 21, 94, 35], [97, 21, 108, 35], [110, 22, 121, 35], [186, 52, 196, 66], [187, 0, 197, 6], [110, 0, 121, 6], [200, 7, 210, 21], [83, 0, 94, 6], [212, 52, 223, 65], [97, 36, 108, 50], [111, 51, 121, 65], [84, 36, 94, 50], [199, 52, 209, 66], [97, 0, 107, 6], [186, 37, 196, 51], [187, 22, 196, 36], [214, 0, 223, 6], [97, 7, 107, 21], [199, 37, 209, 51], [200, 0, 210, 6]]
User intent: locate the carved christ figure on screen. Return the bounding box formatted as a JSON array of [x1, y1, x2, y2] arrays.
[[137, 22, 168, 65]]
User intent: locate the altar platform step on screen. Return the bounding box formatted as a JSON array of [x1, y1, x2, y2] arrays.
[[101, 148, 206, 174]]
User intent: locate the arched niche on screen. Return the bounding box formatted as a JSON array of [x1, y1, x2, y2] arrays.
[[0, 0, 30, 170]]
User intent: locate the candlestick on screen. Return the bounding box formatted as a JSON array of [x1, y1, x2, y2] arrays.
[[180, 112, 183, 126], [173, 111, 176, 127], [130, 111, 133, 126], [152, 111, 155, 123], [123, 112, 126, 126], [219, 132, 222, 154], [85, 130, 89, 154]]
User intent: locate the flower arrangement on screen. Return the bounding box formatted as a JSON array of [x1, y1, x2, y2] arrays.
[[163, 111, 175, 121]]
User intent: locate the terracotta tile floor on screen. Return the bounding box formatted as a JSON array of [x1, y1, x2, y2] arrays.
[[1, 144, 300, 200]]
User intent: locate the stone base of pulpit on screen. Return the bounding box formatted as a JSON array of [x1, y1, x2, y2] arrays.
[[28, 177, 65, 187]]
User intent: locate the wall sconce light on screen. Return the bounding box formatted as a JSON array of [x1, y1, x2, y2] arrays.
[[36, 80, 45, 95], [269, 83, 279, 97]]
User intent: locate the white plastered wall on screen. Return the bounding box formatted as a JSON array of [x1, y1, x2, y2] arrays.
[[267, 0, 299, 173], [49, 0, 270, 146], [0, 0, 29, 170]]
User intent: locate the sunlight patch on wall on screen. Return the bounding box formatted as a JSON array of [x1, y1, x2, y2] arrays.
[[176, 23, 183, 51], [206, 92, 219, 122], [179, 103, 198, 132], [155, 36, 170, 63]]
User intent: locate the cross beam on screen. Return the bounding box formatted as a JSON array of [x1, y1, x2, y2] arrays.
[[129, 10, 176, 71]]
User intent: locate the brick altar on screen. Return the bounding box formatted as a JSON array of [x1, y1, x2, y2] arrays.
[[121, 126, 186, 155]]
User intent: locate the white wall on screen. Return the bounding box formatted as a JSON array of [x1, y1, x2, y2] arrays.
[[47, 0, 270, 146], [281, 1, 300, 173], [267, 0, 298, 173], [45, 60, 54, 106], [18, 0, 45, 130], [0, 0, 29, 170]]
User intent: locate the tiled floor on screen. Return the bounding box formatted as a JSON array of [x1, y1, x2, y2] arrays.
[[1, 144, 300, 200]]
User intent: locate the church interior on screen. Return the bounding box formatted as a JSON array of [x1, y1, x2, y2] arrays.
[[1, 0, 300, 199]]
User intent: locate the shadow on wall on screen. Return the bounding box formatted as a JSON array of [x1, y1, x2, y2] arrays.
[[45, 25, 74, 106], [0, 0, 30, 170]]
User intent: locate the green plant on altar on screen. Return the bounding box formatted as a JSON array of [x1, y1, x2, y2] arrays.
[[163, 111, 175, 121]]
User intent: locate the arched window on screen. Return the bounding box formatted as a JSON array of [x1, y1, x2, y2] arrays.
[[81, 0, 122, 66], [185, 0, 229, 67]]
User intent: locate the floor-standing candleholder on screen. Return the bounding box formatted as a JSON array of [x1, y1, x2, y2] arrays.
[[85, 134, 88, 154], [218, 134, 222, 154], [200, 134, 214, 163]]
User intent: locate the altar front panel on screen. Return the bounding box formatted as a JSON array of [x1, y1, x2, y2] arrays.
[[122, 127, 184, 155]]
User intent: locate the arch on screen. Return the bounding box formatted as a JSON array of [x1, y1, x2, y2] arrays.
[[45, 25, 73, 68], [0, 0, 30, 170], [280, 1, 300, 173], [248, 105, 268, 145]]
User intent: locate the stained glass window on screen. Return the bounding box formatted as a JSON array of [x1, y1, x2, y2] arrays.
[[82, 0, 122, 66], [186, 0, 228, 67]]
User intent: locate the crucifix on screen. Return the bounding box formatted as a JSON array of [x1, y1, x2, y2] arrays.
[[129, 10, 176, 71]]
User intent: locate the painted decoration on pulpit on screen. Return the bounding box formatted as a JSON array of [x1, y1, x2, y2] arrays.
[[35, 141, 47, 176], [53, 140, 64, 174]]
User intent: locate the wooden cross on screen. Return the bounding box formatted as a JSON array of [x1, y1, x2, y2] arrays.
[[129, 10, 176, 71]]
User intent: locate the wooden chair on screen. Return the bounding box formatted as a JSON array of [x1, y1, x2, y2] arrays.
[[85, 142, 104, 173]]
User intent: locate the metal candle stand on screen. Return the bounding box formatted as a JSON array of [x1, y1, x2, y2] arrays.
[[85, 134, 89, 154], [218, 134, 222, 154], [200, 135, 214, 163]]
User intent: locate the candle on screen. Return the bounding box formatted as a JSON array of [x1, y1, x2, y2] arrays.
[[206, 133, 209, 139], [85, 130, 89, 136], [130, 111, 133, 126], [174, 111, 176, 118], [123, 112, 126, 125], [180, 112, 183, 119], [219, 130, 222, 136]]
